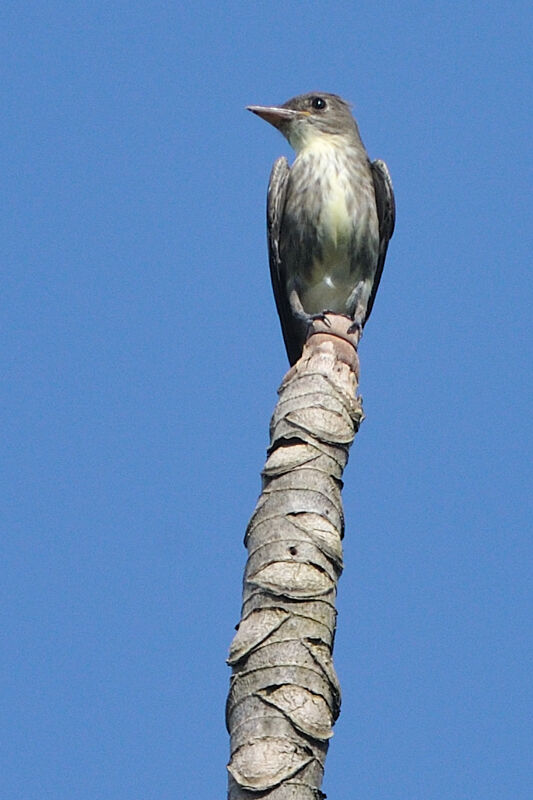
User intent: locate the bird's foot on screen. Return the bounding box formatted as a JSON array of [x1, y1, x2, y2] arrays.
[[308, 311, 333, 327], [347, 319, 363, 335]]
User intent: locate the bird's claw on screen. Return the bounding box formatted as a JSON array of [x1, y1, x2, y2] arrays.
[[309, 312, 332, 327], [347, 320, 363, 335]]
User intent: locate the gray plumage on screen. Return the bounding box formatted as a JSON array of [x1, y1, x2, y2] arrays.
[[248, 92, 395, 365]]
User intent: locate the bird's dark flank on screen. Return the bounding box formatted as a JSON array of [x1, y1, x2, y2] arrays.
[[247, 92, 395, 365]]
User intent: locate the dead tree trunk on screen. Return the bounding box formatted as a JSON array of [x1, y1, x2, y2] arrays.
[[227, 318, 364, 800]]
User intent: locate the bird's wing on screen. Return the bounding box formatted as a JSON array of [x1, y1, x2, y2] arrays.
[[267, 156, 299, 364], [365, 159, 396, 323]]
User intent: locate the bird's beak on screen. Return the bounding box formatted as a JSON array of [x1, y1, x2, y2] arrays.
[[246, 105, 307, 129]]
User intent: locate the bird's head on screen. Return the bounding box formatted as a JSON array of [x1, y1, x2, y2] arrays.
[[247, 92, 359, 153]]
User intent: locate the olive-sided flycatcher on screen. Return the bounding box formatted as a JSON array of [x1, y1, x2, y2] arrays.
[[247, 92, 395, 365]]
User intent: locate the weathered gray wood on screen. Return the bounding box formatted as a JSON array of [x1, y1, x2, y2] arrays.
[[227, 317, 364, 800]]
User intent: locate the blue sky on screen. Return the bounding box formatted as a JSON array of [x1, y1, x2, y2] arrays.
[[2, 2, 531, 798]]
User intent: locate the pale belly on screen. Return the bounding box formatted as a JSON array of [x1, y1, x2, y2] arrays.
[[300, 250, 359, 313], [297, 191, 375, 315]]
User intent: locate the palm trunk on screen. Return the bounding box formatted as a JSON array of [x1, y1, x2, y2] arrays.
[[227, 319, 364, 800]]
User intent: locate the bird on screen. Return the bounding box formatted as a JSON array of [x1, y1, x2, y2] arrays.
[[247, 92, 395, 366]]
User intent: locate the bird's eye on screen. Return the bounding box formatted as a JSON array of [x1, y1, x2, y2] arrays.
[[311, 97, 326, 110]]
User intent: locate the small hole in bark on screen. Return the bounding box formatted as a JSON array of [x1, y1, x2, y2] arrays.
[[289, 546, 297, 556]]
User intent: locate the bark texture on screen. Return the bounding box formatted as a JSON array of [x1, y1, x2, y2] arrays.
[[227, 318, 364, 800]]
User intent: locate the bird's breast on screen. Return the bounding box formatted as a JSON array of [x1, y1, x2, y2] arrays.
[[282, 137, 378, 314], [288, 138, 375, 248]]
